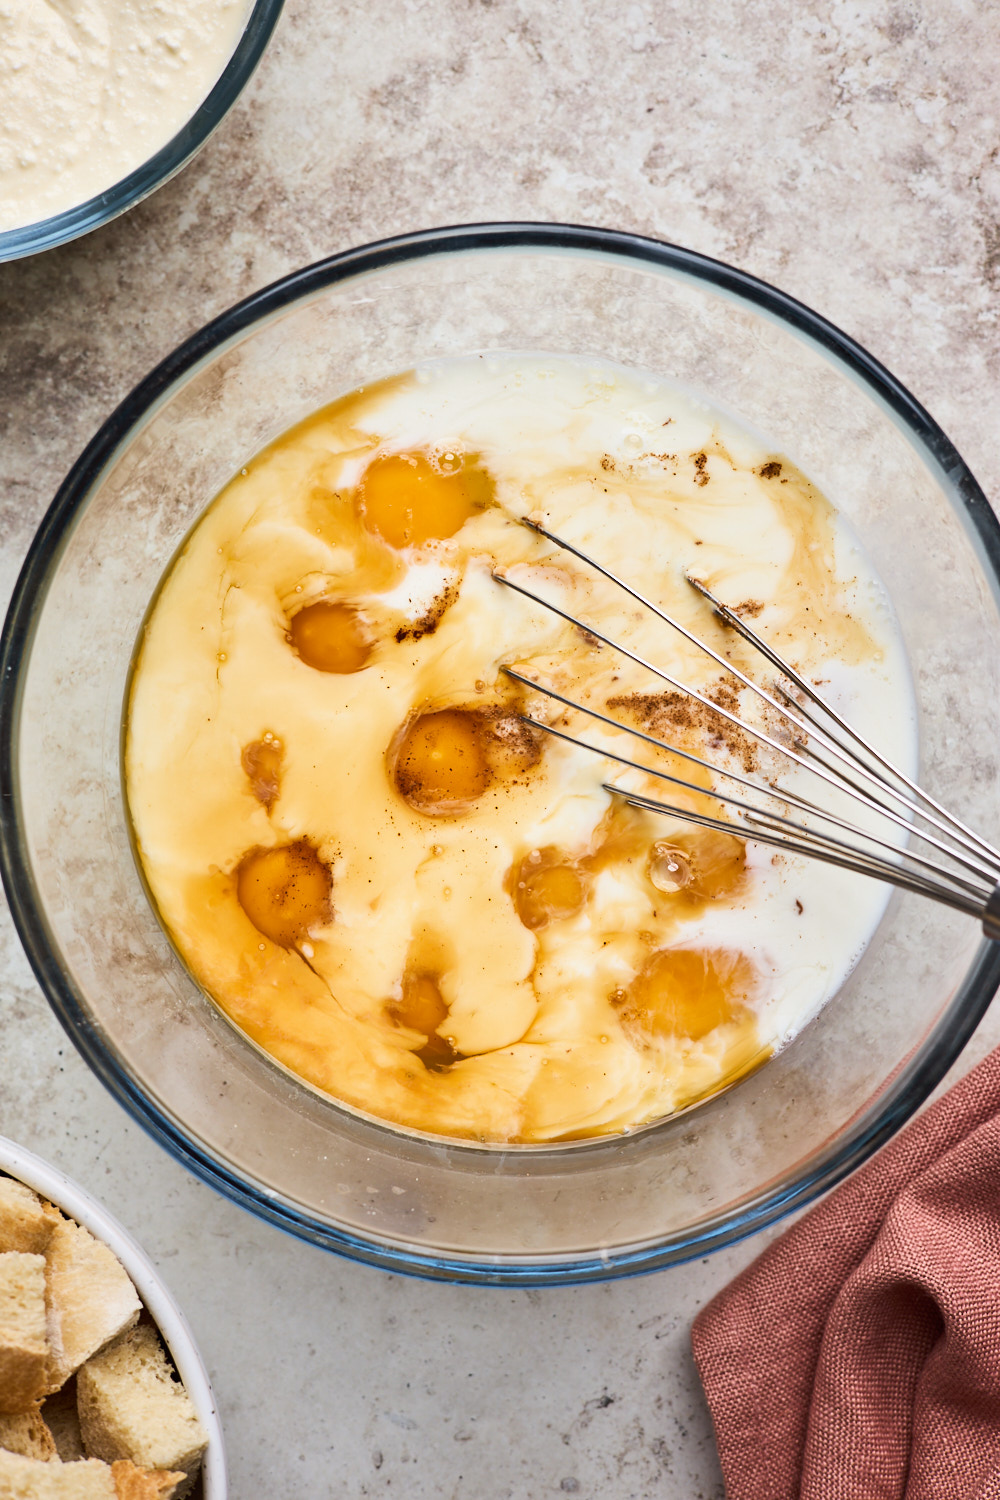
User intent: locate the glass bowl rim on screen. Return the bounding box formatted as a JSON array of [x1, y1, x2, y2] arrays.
[[3, 221, 1000, 1286], [0, 0, 285, 264]]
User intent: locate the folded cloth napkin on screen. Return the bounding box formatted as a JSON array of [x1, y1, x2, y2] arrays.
[[691, 1045, 1000, 1500]]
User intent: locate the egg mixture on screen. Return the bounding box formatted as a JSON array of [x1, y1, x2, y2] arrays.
[[125, 354, 916, 1144]]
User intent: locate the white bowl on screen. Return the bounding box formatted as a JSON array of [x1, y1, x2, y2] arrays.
[[0, 1136, 225, 1498]]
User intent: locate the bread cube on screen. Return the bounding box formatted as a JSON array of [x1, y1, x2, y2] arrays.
[[0, 1449, 182, 1497], [0, 1405, 57, 1463], [77, 1329, 205, 1500], [0, 1449, 115, 1496], [0, 1255, 48, 1413], [109, 1463, 186, 1500], [45, 1226, 140, 1391], [0, 1185, 59, 1259]]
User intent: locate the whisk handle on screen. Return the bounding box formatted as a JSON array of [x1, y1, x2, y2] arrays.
[[982, 886, 1000, 942]]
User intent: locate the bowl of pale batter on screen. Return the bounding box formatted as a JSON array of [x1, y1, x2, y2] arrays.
[[0, 0, 284, 262], [3, 224, 1000, 1283]]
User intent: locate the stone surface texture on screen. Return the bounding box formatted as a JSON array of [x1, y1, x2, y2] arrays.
[[2, 1, 1000, 1496]]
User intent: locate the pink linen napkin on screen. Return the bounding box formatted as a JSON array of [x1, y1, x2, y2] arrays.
[[691, 1045, 1000, 1499]]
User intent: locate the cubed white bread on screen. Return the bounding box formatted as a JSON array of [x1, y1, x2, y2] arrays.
[[77, 1329, 205, 1500], [45, 1225, 140, 1392], [0, 1450, 115, 1497], [0, 1407, 57, 1463], [0, 1186, 59, 1259], [0, 1255, 49, 1413], [39, 1387, 83, 1465], [109, 1463, 186, 1500]]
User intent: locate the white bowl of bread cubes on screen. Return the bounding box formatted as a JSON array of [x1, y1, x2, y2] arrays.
[[0, 1136, 223, 1498]]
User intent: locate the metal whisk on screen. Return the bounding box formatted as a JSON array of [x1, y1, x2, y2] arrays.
[[494, 520, 1000, 942]]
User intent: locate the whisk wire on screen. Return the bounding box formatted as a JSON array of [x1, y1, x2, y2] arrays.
[[496, 573, 879, 803], [774, 684, 1000, 875], [498, 572, 999, 888], [618, 790, 988, 921], [692, 573, 1000, 874], [504, 668, 990, 900], [497, 519, 1000, 939], [518, 522, 843, 750], [513, 521, 1000, 878]]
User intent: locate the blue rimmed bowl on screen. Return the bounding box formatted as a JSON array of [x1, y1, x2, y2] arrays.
[[0, 0, 283, 264]]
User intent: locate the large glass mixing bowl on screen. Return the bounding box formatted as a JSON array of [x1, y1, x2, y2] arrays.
[[3, 224, 1000, 1284]]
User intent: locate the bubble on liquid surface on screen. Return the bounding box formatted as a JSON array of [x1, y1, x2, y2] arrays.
[[648, 843, 693, 893]]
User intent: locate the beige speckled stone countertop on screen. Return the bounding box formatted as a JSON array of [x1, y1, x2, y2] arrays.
[[3, 2, 1000, 1495]]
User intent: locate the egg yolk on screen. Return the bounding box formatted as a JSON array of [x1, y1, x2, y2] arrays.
[[357, 450, 488, 548], [621, 946, 757, 1044], [390, 971, 458, 1069], [241, 734, 283, 811], [682, 829, 746, 900], [288, 601, 373, 674], [393, 709, 491, 812], [235, 839, 332, 948], [511, 848, 587, 929], [585, 800, 659, 872]]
